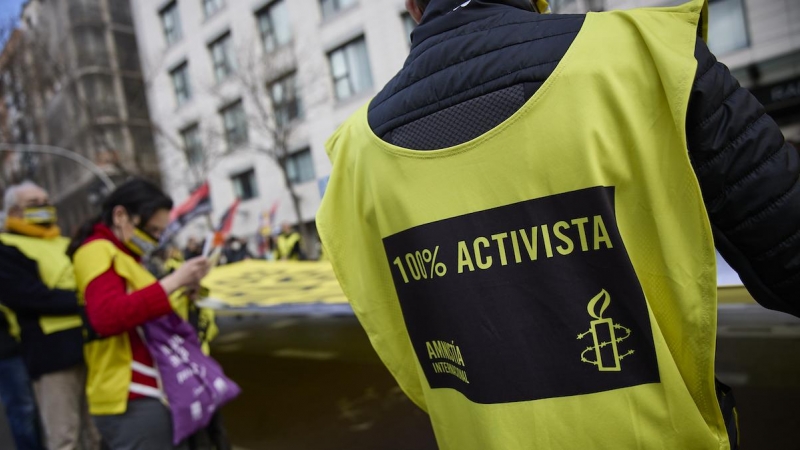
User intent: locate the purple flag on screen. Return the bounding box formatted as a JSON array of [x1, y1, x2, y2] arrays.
[[143, 314, 241, 445]]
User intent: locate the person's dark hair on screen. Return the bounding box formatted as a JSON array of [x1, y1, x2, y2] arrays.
[[67, 178, 173, 258], [415, 0, 430, 12]]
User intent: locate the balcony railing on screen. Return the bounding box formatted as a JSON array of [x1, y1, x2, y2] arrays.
[[68, 3, 103, 24]]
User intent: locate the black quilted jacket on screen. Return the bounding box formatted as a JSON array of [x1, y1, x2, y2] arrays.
[[0, 242, 84, 378], [368, 0, 800, 319]]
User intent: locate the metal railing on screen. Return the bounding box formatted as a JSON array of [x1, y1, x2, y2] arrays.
[[0, 143, 116, 191]]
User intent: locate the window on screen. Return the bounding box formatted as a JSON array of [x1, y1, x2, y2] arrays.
[[160, 1, 182, 46], [202, 0, 224, 18], [231, 168, 258, 200], [170, 62, 192, 106], [320, 0, 356, 19], [328, 37, 373, 101], [109, 0, 133, 25], [402, 13, 416, 46], [123, 78, 150, 120], [181, 124, 203, 165], [114, 31, 142, 72], [209, 32, 234, 82], [285, 148, 315, 185], [269, 73, 302, 126], [69, 0, 103, 22], [83, 74, 117, 116], [13, 120, 30, 144], [257, 1, 292, 53], [95, 126, 124, 153], [75, 26, 109, 67], [707, 0, 749, 55], [220, 100, 248, 148]]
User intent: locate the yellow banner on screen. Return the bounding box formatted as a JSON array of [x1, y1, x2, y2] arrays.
[[202, 260, 753, 309], [202, 260, 347, 308]]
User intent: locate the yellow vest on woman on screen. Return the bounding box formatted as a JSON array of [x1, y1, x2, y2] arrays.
[[318, 2, 728, 449], [73, 239, 215, 415]]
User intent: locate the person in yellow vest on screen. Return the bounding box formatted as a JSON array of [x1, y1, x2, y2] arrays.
[[163, 245, 185, 274], [275, 222, 303, 261], [156, 244, 227, 449], [157, 246, 218, 358], [67, 179, 211, 450], [0, 181, 101, 450], [0, 242, 47, 450], [317, 1, 800, 449]]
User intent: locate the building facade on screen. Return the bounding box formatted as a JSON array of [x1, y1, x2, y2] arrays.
[[131, 0, 416, 252], [0, 30, 40, 187], [0, 0, 161, 233], [135, 0, 800, 251], [565, 0, 800, 141]]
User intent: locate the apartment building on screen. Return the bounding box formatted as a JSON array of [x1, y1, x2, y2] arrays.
[[136, 0, 799, 247], [131, 0, 416, 248], [0, 0, 161, 233]]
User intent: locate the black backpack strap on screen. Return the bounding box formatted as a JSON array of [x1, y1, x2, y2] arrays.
[[716, 377, 740, 449]]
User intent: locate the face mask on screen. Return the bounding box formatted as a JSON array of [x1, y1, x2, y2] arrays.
[[126, 227, 159, 257], [23, 205, 58, 226], [230, 241, 242, 251]]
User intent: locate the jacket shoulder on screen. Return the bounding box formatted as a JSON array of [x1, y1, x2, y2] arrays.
[[73, 239, 118, 291]]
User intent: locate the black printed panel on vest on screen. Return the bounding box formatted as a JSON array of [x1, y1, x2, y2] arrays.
[[382, 186, 659, 404]]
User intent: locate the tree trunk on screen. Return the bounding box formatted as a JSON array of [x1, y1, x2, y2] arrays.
[[282, 171, 312, 259]]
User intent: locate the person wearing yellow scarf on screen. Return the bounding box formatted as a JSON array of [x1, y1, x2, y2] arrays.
[[1, 181, 100, 450], [4, 215, 62, 239]]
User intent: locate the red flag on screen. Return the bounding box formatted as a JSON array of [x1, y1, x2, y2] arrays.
[[170, 182, 211, 221], [212, 199, 240, 247], [161, 182, 212, 244], [268, 200, 279, 225]]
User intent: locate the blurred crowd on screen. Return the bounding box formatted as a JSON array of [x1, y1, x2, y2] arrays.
[[147, 221, 310, 280], [0, 178, 264, 450]]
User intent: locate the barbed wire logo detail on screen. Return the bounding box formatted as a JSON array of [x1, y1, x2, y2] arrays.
[[577, 289, 634, 371]]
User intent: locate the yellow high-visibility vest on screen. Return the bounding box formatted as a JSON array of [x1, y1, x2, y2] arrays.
[[318, 1, 728, 449], [0, 233, 83, 335], [73, 239, 157, 415], [277, 232, 302, 260]]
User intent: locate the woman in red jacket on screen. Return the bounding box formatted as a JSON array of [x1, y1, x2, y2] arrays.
[[68, 179, 209, 450]]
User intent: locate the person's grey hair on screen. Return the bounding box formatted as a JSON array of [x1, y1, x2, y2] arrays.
[[2, 180, 43, 218]]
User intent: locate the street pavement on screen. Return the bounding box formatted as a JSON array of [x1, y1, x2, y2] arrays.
[[212, 292, 800, 450], [0, 288, 797, 449]]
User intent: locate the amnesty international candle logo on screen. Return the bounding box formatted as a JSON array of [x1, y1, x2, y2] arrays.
[[382, 187, 660, 404], [578, 289, 634, 371]]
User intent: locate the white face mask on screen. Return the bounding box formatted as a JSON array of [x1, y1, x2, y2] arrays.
[[231, 242, 242, 251]]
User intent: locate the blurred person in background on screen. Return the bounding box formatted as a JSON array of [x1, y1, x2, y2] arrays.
[[0, 243, 45, 450], [0, 181, 100, 450], [145, 247, 169, 280], [275, 223, 303, 261], [221, 237, 252, 265], [68, 179, 211, 450], [164, 246, 185, 274], [183, 236, 202, 260]]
